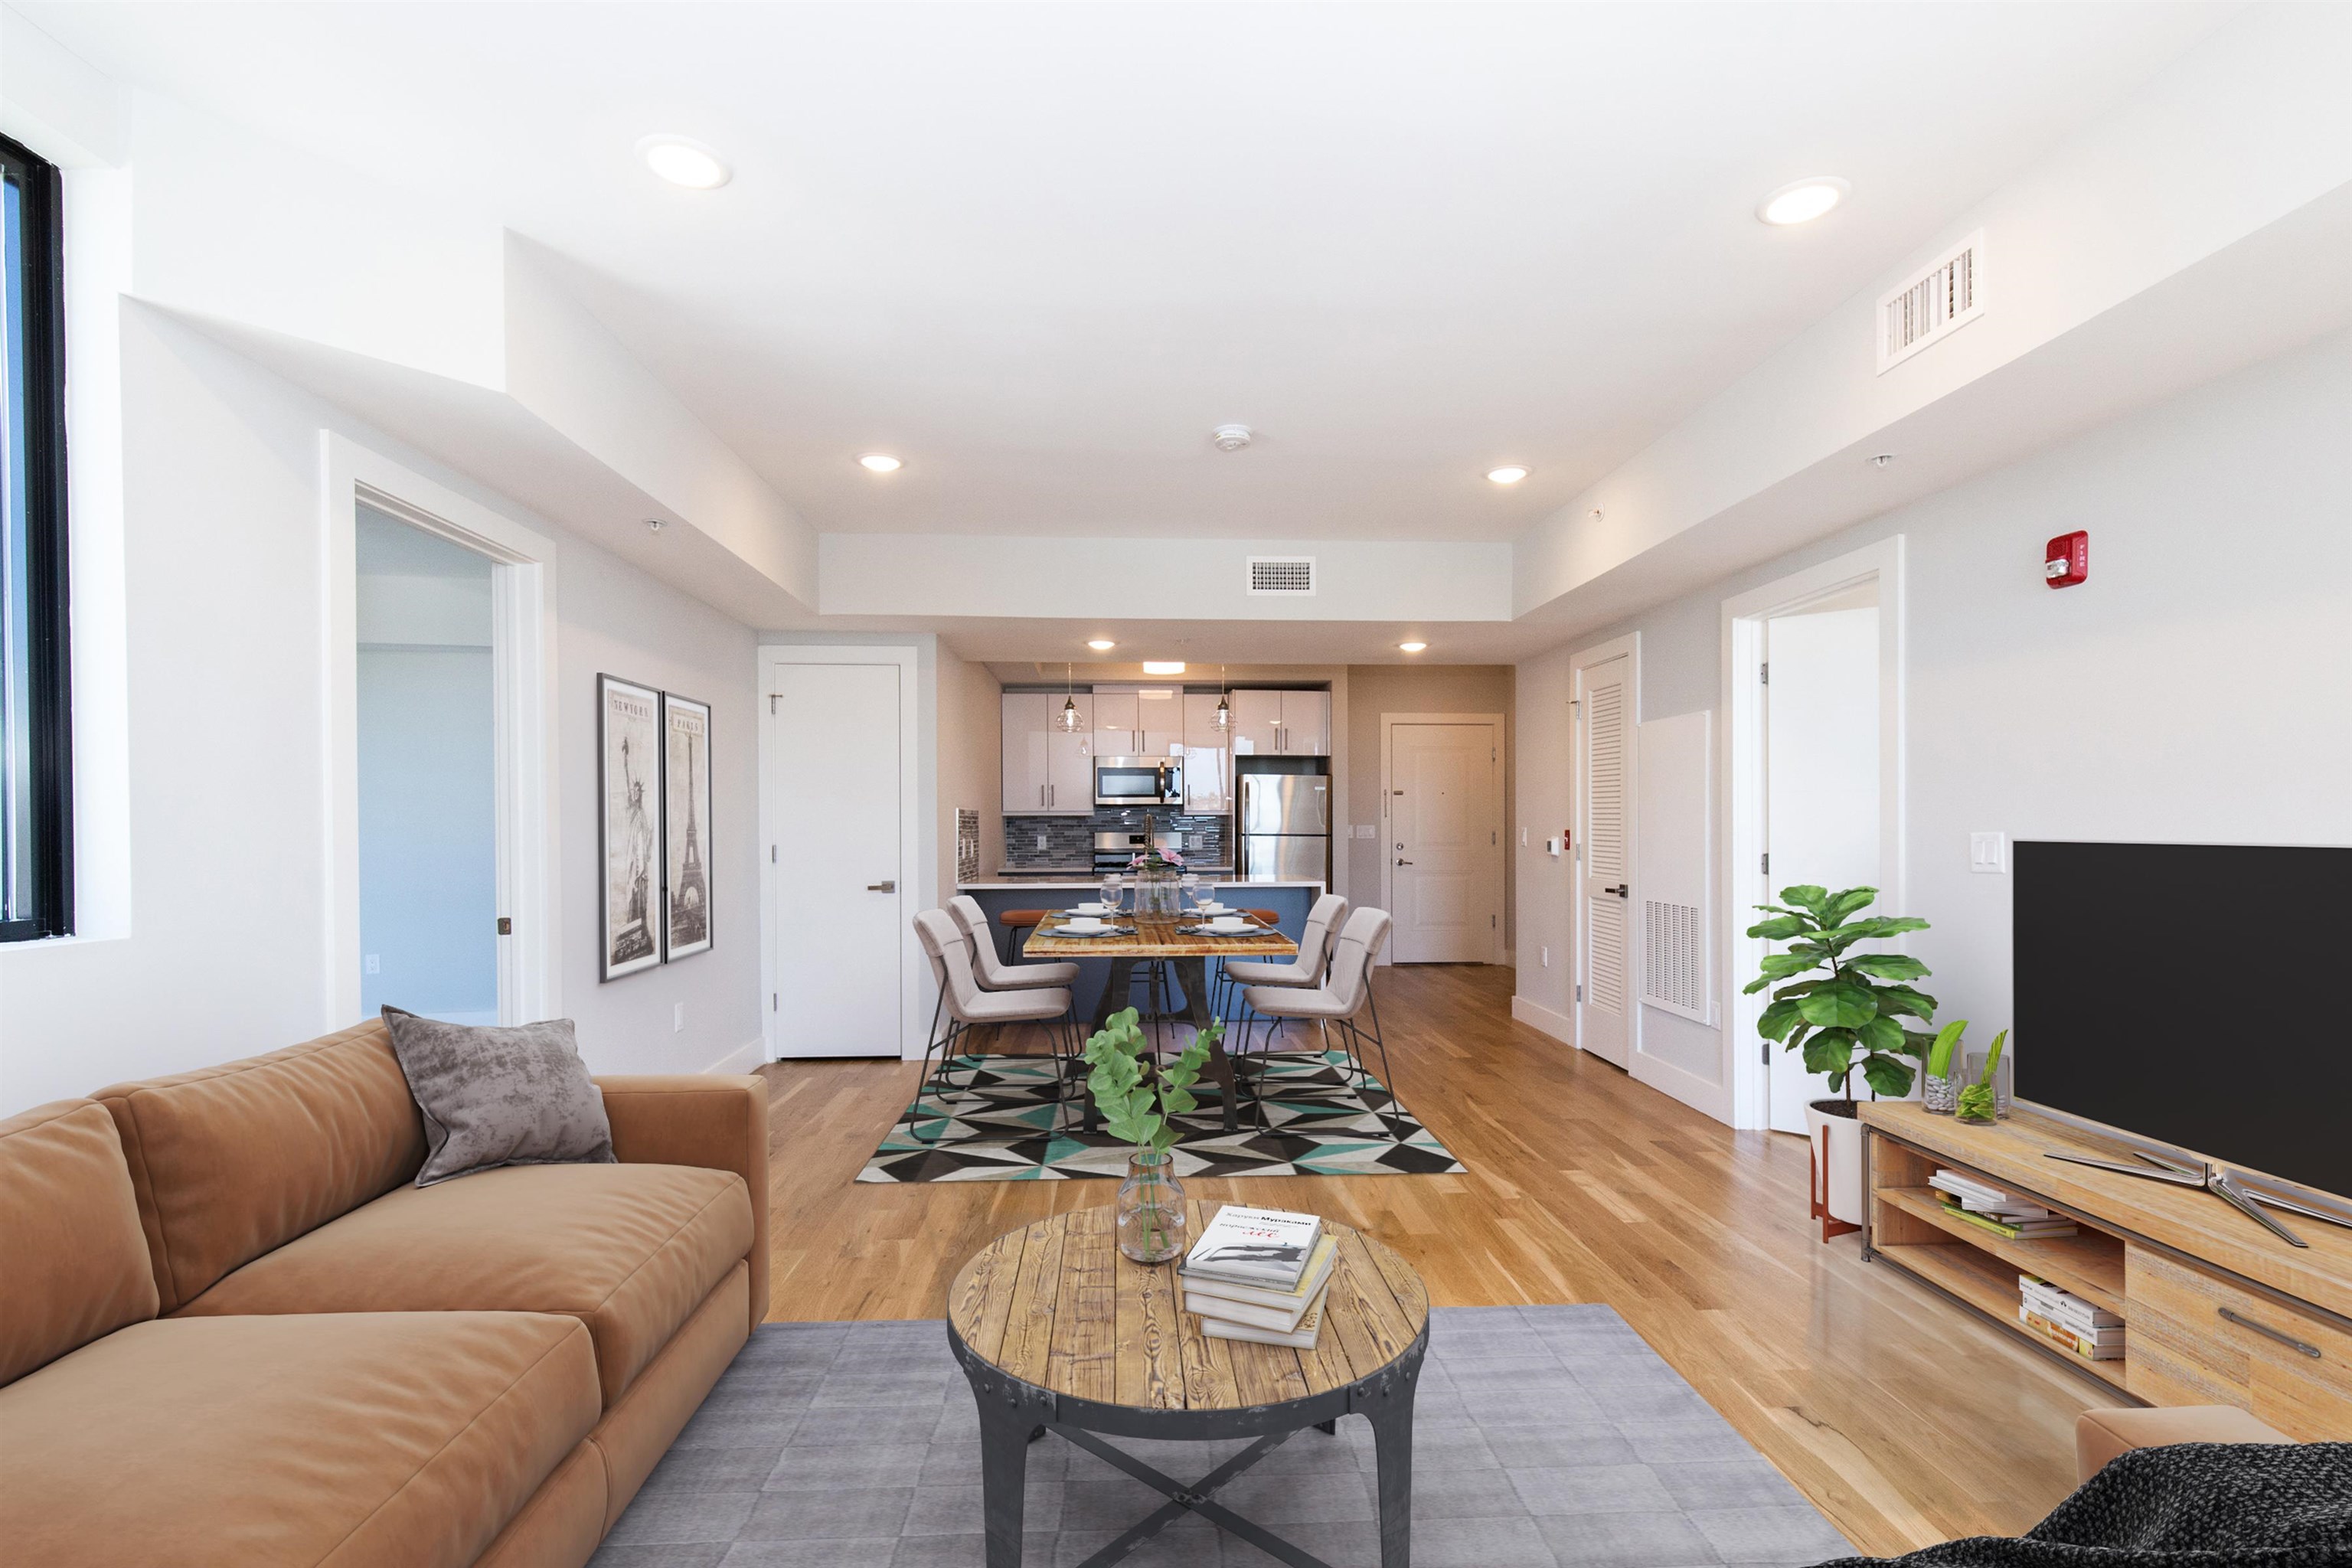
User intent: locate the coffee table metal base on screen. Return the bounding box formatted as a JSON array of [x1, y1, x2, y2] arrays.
[[950, 1327, 1424, 1568]]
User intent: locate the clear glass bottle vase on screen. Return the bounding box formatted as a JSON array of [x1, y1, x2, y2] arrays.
[[1117, 1151, 1187, 1263]]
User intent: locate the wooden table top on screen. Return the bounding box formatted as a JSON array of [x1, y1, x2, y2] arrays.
[[1023, 910, 1300, 960], [946, 1203, 1429, 1411]]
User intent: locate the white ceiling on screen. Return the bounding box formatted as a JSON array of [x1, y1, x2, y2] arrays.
[[31, 2, 2233, 544]]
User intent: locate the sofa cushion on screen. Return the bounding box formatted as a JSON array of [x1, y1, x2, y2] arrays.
[[380, 1007, 616, 1187], [0, 1099, 159, 1386], [179, 1161, 753, 1406], [0, 1310, 599, 1568], [96, 1019, 426, 1311]]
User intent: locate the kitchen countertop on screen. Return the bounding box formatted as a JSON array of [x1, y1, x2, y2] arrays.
[[958, 877, 1325, 891], [993, 864, 1238, 877]]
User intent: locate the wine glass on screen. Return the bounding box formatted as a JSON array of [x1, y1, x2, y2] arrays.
[[1179, 871, 1201, 913], [1099, 871, 1123, 914]]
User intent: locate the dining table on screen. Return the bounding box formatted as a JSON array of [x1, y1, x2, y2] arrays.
[[1022, 907, 1298, 1134]]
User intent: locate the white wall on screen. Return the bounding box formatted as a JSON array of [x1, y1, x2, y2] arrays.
[[0, 305, 765, 1112], [1517, 332, 2352, 1115], [936, 645, 1004, 897]]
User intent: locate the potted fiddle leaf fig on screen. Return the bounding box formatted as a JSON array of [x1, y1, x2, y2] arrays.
[[1745, 884, 1938, 1230]]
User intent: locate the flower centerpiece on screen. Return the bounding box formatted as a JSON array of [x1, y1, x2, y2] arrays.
[[1127, 844, 1185, 916]]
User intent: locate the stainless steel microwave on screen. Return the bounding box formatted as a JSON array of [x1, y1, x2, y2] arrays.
[[1093, 756, 1184, 806]]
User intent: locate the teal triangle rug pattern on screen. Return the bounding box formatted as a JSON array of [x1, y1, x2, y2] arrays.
[[856, 1050, 1465, 1183]]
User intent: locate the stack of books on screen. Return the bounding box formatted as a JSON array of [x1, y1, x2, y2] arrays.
[[1180, 1205, 1335, 1348], [2019, 1273, 2125, 1361], [1930, 1169, 2079, 1240]]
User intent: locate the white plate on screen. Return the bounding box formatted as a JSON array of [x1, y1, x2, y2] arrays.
[[1191, 903, 1235, 916], [1068, 903, 1117, 916], [1205, 919, 1253, 933]]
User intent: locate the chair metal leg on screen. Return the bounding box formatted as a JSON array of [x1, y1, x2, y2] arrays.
[[910, 1017, 965, 1147]]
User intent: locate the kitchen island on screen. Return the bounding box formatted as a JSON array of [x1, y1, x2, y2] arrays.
[[953, 879, 1324, 1026]]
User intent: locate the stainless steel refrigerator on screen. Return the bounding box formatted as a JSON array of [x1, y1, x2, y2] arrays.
[[1237, 773, 1331, 883]]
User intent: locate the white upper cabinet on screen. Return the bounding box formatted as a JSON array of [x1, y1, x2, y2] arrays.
[[1134, 688, 1183, 758], [1229, 690, 1330, 756], [1004, 691, 1092, 814], [1092, 686, 1139, 757], [1181, 694, 1233, 812]]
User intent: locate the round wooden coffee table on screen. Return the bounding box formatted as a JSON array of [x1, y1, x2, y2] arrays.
[[946, 1202, 1430, 1568]]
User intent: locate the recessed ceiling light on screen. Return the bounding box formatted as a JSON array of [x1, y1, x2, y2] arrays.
[[1142, 661, 1187, 675], [1757, 176, 1850, 226], [1486, 466, 1529, 485], [1086, 639, 1116, 652], [857, 452, 903, 473], [1398, 642, 1428, 654], [636, 134, 732, 190]]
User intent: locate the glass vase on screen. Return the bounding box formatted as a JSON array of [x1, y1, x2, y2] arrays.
[[1922, 1069, 1962, 1115], [1117, 1151, 1187, 1263], [1135, 866, 1180, 917], [1956, 1048, 2014, 1123]]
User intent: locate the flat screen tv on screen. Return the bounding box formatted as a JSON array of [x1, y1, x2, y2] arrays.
[[2014, 841, 2352, 1200]]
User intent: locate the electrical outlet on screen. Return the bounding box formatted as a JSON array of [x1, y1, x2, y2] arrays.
[[364, 954, 381, 975], [672, 1003, 686, 1033], [1970, 832, 2007, 874], [1034, 832, 1047, 851]]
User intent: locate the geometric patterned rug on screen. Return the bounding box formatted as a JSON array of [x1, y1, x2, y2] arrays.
[[856, 1050, 1466, 1183]]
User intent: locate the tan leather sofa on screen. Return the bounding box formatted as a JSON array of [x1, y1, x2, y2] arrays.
[[0, 1019, 770, 1568], [2075, 1404, 2293, 1481]]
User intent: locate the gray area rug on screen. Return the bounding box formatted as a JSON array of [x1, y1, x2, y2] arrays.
[[590, 1305, 1856, 1568]]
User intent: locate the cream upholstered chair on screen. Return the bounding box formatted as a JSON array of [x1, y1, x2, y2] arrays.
[[1214, 893, 1347, 1021], [949, 896, 1080, 991], [910, 909, 1077, 1144], [1237, 906, 1395, 1123]]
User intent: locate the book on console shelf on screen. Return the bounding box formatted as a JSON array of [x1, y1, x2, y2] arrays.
[[1181, 1236, 1338, 1331], [1197, 1285, 1331, 1349], [1938, 1201, 2077, 1241], [2020, 1307, 2125, 1361], [1930, 1170, 2063, 1223], [2019, 1275, 2122, 1336], [1185, 1205, 1322, 1289]]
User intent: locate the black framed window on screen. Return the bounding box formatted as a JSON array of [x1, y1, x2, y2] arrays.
[[2, 132, 72, 942]]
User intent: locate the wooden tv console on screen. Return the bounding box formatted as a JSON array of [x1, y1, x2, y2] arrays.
[[1859, 1102, 2352, 1438]]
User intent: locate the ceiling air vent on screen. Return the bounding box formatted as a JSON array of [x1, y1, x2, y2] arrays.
[[1877, 230, 1985, 374], [1247, 556, 1316, 596]]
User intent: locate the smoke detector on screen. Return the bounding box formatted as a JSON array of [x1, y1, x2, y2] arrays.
[[1211, 423, 1253, 452]]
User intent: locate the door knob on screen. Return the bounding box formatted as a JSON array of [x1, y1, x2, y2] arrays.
[[1396, 858, 1414, 866], [1602, 884, 1628, 898], [867, 880, 897, 893]]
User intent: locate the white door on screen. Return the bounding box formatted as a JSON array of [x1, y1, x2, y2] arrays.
[[1576, 655, 1633, 1067], [1281, 691, 1331, 756], [771, 662, 903, 1057], [1763, 601, 1880, 1132], [1181, 694, 1230, 811], [1390, 722, 1500, 962], [1230, 690, 1283, 756]]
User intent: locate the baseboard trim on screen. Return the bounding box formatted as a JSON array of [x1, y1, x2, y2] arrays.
[[1631, 1050, 1733, 1126], [1511, 995, 1574, 1046], [705, 1037, 766, 1075]]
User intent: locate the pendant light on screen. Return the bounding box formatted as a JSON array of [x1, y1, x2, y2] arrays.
[[1056, 662, 1084, 733], [1210, 665, 1233, 730]]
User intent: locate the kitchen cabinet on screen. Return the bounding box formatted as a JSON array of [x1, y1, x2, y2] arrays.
[[1089, 685, 1180, 757], [1180, 693, 1232, 812], [1230, 689, 1331, 756], [1003, 692, 1093, 814]]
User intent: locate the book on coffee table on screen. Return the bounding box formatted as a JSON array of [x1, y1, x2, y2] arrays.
[[1198, 1283, 1331, 1349], [1180, 1236, 1337, 1330], [1184, 1204, 1321, 1288]]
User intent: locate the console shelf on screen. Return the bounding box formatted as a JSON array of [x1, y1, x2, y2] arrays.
[[1860, 1102, 2352, 1436]]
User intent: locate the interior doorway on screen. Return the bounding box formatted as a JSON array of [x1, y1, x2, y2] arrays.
[[1571, 635, 1637, 1070], [354, 505, 499, 1022], [1382, 715, 1504, 964], [1762, 583, 1880, 1132]]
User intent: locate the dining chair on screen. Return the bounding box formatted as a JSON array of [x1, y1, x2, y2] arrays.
[[949, 897, 1080, 992], [1210, 893, 1347, 1029], [910, 909, 1079, 1145], [1235, 906, 1395, 1129]]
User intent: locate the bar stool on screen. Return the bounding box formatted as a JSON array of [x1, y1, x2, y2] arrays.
[[1236, 907, 1395, 1129], [1212, 893, 1346, 1028], [910, 910, 1078, 1145]]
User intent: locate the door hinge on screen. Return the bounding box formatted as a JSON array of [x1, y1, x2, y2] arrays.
[[1762, 1040, 1771, 1064], [769, 694, 779, 713], [1759, 662, 1769, 685], [1761, 852, 1769, 874], [1490, 830, 1496, 845], [1576, 982, 1583, 1001], [771, 994, 778, 1011], [496, 916, 511, 936], [1490, 913, 1497, 929], [770, 845, 777, 863]]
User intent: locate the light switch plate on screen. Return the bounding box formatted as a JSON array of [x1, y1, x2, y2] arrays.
[[673, 1003, 687, 1032], [1970, 832, 2007, 874], [1352, 824, 1376, 839]]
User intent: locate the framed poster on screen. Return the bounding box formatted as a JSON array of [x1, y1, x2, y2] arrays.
[[598, 674, 664, 981], [662, 691, 714, 962]]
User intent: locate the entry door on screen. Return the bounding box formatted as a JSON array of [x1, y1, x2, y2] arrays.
[[1576, 655, 1632, 1067], [770, 662, 903, 1057], [1390, 722, 1500, 963], [1763, 605, 1880, 1132]]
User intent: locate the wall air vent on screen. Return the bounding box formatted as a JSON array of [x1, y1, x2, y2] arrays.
[[1877, 230, 1984, 374], [1246, 556, 1316, 596]]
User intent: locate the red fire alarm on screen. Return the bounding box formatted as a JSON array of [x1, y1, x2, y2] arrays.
[[2044, 530, 2089, 588]]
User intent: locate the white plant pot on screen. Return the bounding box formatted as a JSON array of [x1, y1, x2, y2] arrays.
[[1804, 1099, 1865, 1227]]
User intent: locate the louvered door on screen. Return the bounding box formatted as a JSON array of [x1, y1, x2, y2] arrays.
[[1577, 655, 1632, 1067]]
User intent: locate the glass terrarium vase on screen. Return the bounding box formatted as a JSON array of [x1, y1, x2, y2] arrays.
[[1955, 1048, 2014, 1123], [1922, 1067, 1963, 1115], [1133, 865, 1181, 916], [1117, 1151, 1187, 1263]]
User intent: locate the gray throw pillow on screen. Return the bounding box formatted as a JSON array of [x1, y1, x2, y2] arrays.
[[380, 1007, 617, 1186]]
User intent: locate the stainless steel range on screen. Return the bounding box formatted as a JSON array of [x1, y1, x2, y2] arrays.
[[1092, 828, 1183, 875]]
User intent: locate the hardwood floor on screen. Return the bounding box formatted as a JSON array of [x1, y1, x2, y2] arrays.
[[753, 964, 2099, 1557]]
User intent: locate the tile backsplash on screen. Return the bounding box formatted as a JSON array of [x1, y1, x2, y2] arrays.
[[1003, 810, 1230, 870]]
